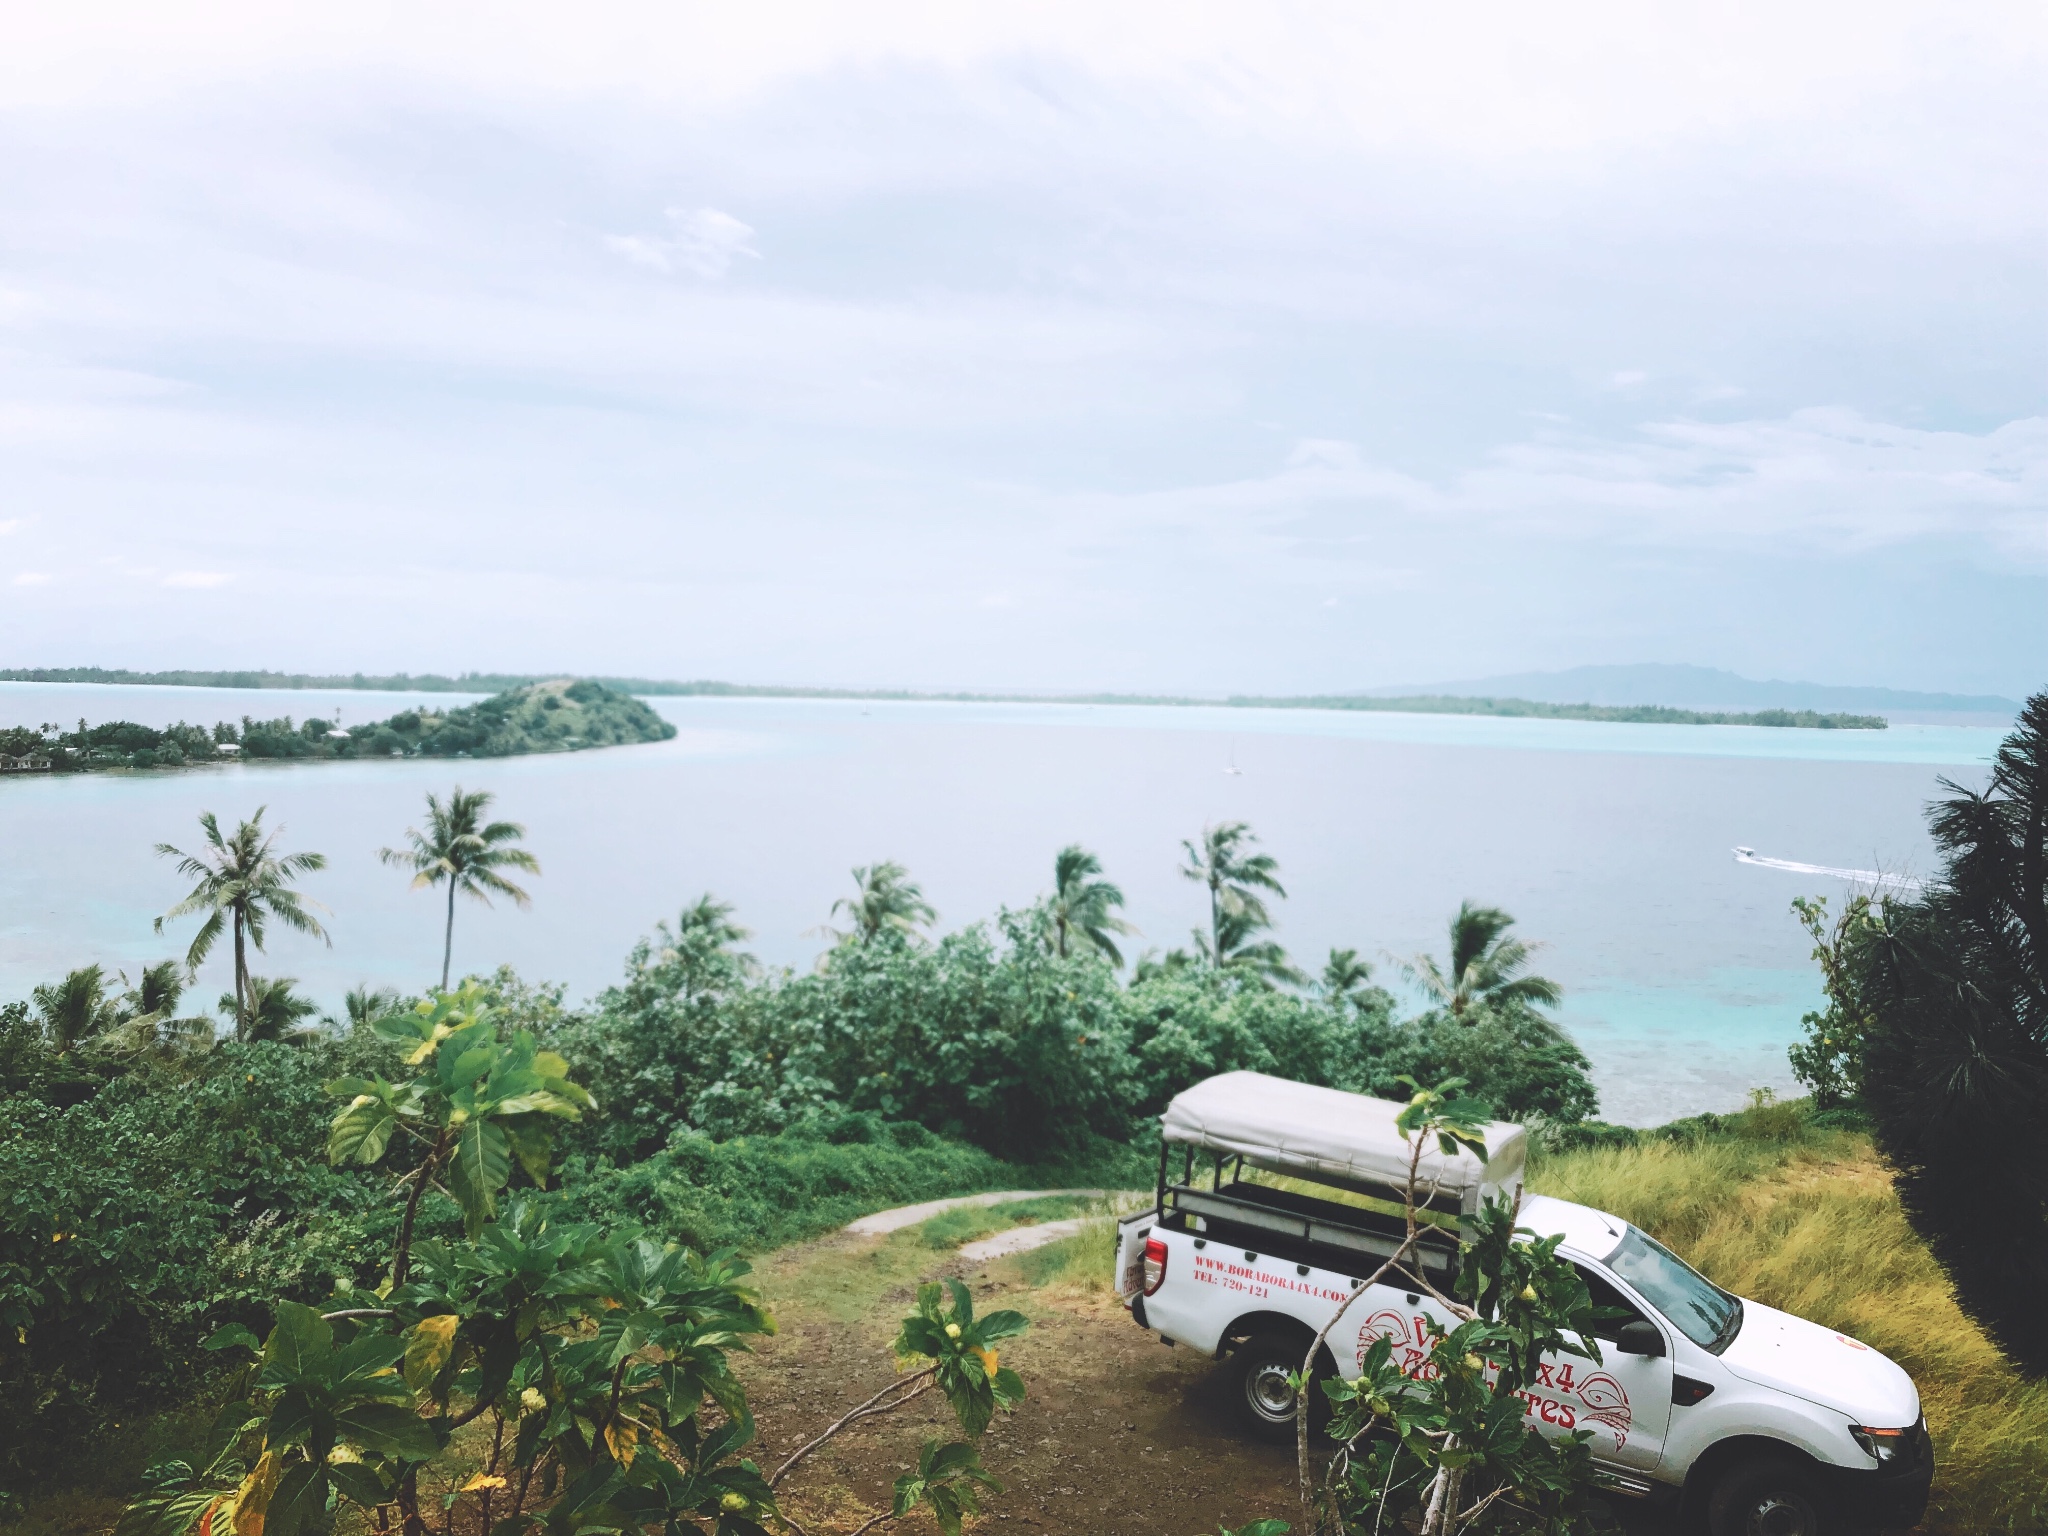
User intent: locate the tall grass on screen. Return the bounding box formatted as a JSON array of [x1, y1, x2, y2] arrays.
[[1535, 1123, 2048, 1534]]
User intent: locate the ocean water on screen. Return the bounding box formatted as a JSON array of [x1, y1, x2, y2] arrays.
[[0, 685, 2006, 1125]]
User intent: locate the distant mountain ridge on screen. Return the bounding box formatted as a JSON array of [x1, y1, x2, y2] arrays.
[[1364, 665, 2019, 717]]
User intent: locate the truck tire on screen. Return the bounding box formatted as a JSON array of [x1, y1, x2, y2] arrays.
[[1707, 1454, 1838, 1536], [1231, 1333, 1323, 1444]]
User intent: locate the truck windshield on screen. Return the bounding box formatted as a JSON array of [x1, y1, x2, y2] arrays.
[[1608, 1226, 1743, 1352]]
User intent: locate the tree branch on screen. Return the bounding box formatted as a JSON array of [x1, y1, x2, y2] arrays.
[[769, 1369, 937, 1488]]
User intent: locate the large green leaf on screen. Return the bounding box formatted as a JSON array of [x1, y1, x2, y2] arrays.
[[403, 1313, 460, 1394], [262, 1383, 336, 1460], [437, 1022, 498, 1094], [503, 1118, 555, 1187], [260, 1303, 334, 1386], [258, 1463, 328, 1536], [447, 1118, 512, 1236], [324, 1461, 387, 1511], [335, 1401, 439, 1461], [204, 1324, 263, 1356], [326, 1093, 397, 1166]]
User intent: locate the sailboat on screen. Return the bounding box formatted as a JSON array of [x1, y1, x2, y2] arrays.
[[1223, 741, 1243, 776]]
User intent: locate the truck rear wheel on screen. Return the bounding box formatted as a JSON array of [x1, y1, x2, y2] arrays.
[[1707, 1454, 1838, 1536], [1231, 1333, 1324, 1444]]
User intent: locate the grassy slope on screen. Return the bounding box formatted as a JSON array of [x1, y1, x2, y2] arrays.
[[1534, 1119, 2048, 1534]]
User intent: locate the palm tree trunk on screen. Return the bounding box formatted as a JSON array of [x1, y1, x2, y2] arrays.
[[1209, 879, 1221, 966], [441, 880, 456, 991], [232, 908, 248, 1040]]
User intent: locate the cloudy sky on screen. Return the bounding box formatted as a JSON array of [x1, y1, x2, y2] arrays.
[[2, 2, 2042, 695]]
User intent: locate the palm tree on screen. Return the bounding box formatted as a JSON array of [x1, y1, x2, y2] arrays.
[[1402, 902, 1563, 1019], [338, 984, 405, 1030], [33, 965, 119, 1054], [121, 959, 188, 1022], [1195, 905, 1307, 988], [1320, 947, 1375, 1005], [1046, 845, 1135, 964], [156, 809, 330, 1034], [652, 895, 759, 1000], [1851, 689, 2048, 1374], [1181, 821, 1287, 968], [826, 861, 936, 945], [380, 787, 541, 990], [222, 975, 321, 1044]]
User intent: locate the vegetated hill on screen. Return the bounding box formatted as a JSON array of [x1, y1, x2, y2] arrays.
[[358, 678, 677, 758], [1363, 663, 2019, 717], [0, 680, 675, 772]]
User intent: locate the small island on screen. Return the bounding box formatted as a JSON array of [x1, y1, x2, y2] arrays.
[[0, 679, 676, 774]]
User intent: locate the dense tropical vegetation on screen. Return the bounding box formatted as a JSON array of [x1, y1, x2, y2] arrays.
[[0, 680, 674, 773], [1, 788, 1612, 1515], [1783, 690, 2048, 1379]]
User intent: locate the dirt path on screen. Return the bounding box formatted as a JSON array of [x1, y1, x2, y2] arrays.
[[740, 1219, 1304, 1535], [841, 1190, 1112, 1237]]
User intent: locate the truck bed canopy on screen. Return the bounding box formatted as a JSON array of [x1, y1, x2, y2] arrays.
[[1159, 1070, 1528, 1217]]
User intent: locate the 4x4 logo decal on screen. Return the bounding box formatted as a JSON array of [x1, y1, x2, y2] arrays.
[[1355, 1311, 1634, 1447]]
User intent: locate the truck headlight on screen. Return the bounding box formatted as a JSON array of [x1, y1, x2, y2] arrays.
[[1848, 1424, 1912, 1467]]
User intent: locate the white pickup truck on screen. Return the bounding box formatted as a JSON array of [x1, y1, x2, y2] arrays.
[[1115, 1072, 1932, 1536]]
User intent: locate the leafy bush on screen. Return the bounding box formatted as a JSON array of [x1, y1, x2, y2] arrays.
[[0, 1045, 407, 1484], [112, 987, 1030, 1536], [563, 1113, 1013, 1255]]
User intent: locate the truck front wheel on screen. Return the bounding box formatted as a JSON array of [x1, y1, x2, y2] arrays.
[[1707, 1454, 1839, 1536], [1231, 1333, 1323, 1444]]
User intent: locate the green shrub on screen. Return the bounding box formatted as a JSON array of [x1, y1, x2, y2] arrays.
[[0, 1044, 412, 1484], [562, 1112, 1014, 1254]]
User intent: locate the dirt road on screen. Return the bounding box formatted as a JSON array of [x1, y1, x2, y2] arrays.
[[741, 1222, 1307, 1535]]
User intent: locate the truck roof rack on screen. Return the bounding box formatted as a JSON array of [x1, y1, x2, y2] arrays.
[[1159, 1070, 1528, 1218]]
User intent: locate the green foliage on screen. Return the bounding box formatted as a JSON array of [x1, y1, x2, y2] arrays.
[[0, 681, 674, 773], [1314, 1193, 1611, 1532], [1404, 902, 1563, 1019], [894, 1279, 1028, 1437], [1378, 1003, 1600, 1126], [1233, 1078, 1616, 1535], [1786, 893, 1885, 1109], [569, 1114, 1014, 1256], [1181, 821, 1300, 985], [329, 984, 593, 1244], [0, 1043, 404, 1486], [892, 1439, 1002, 1536], [1854, 690, 2048, 1379], [1042, 843, 1134, 965], [823, 859, 937, 946], [107, 1015, 1033, 1536]]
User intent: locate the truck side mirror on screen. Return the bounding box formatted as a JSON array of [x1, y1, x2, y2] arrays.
[[1615, 1320, 1665, 1358]]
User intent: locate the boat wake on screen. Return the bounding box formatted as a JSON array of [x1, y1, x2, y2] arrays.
[[1731, 847, 1922, 893]]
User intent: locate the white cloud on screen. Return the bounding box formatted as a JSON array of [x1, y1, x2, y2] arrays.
[[1058, 409, 2048, 568], [13, 571, 52, 585], [0, 5, 2037, 692], [604, 207, 757, 278]]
